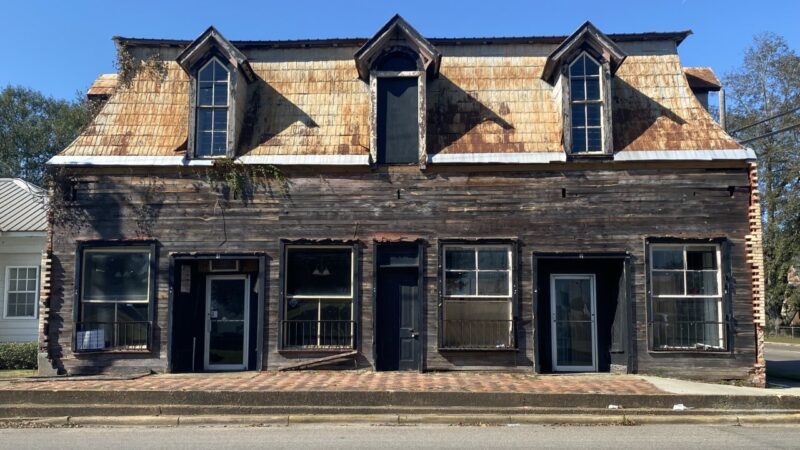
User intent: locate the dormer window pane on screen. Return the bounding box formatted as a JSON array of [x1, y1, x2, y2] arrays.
[[195, 58, 229, 157], [587, 104, 601, 126], [586, 79, 600, 100]]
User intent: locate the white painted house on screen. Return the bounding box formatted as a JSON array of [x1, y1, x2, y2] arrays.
[[0, 179, 47, 343]]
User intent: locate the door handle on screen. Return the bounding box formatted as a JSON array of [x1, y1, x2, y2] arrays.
[[411, 332, 419, 338]]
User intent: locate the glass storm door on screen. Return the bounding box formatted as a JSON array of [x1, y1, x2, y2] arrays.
[[550, 274, 598, 372], [204, 275, 249, 371]]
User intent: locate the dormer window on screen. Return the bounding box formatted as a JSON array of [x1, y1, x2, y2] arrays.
[[541, 22, 627, 157], [355, 15, 441, 167], [376, 52, 420, 165], [196, 58, 230, 157], [176, 26, 255, 160], [569, 53, 603, 153]]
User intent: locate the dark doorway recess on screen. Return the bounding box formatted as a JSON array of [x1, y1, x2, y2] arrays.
[[168, 255, 264, 373], [377, 77, 419, 164], [534, 255, 630, 374], [374, 243, 423, 371]]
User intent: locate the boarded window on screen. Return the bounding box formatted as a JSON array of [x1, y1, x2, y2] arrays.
[[377, 77, 419, 164]]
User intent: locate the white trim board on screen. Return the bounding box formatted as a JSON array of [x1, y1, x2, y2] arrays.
[[47, 149, 756, 166], [613, 149, 756, 161], [428, 152, 567, 164], [47, 154, 371, 166]]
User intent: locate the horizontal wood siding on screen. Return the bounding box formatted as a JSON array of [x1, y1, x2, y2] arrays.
[[46, 163, 756, 381]]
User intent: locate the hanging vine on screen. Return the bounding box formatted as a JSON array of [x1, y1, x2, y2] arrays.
[[115, 44, 168, 89], [206, 158, 287, 202]]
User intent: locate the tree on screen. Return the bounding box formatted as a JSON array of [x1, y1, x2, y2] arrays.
[[0, 86, 92, 186], [725, 33, 800, 326]]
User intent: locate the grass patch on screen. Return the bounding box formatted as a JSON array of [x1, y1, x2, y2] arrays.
[[766, 335, 800, 345], [0, 369, 36, 378]]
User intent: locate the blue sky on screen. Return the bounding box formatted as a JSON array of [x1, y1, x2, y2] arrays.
[[3, 0, 799, 100]]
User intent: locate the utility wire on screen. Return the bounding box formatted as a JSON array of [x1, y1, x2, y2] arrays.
[[729, 105, 800, 134], [738, 122, 800, 145]]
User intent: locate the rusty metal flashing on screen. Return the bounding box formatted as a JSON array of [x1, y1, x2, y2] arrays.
[[542, 21, 628, 84], [354, 14, 441, 81], [112, 31, 691, 50]]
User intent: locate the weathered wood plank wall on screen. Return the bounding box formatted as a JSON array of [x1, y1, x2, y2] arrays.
[[45, 162, 757, 381]]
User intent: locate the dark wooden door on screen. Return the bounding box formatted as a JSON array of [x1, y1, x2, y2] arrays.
[[375, 246, 421, 371]]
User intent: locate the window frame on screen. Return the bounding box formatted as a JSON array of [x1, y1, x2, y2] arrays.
[[73, 241, 158, 353], [369, 49, 427, 168], [568, 52, 605, 155], [438, 240, 519, 351], [279, 241, 360, 351], [645, 238, 732, 353], [193, 56, 231, 159], [3, 266, 39, 319]]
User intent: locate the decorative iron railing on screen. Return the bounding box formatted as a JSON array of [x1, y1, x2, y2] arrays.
[[650, 320, 728, 351], [281, 320, 356, 350], [74, 321, 151, 352], [441, 319, 515, 350]]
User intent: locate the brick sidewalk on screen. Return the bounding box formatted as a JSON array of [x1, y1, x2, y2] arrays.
[[0, 372, 663, 395]]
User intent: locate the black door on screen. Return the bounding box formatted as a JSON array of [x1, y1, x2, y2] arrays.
[[375, 244, 421, 371]]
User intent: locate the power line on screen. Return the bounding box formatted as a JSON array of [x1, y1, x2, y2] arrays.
[[738, 122, 800, 145], [729, 105, 800, 134]]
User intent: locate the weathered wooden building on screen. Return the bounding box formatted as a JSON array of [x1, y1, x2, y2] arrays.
[[40, 16, 766, 385]]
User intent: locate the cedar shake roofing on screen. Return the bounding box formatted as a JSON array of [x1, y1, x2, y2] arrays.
[[684, 67, 722, 91], [0, 179, 47, 233], [57, 31, 742, 161], [86, 74, 119, 99]]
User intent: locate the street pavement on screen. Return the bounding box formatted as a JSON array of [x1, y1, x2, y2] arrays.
[[766, 342, 800, 387], [2, 424, 799, 449]]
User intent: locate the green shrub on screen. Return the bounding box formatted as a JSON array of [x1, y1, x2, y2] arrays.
[[0, 342, 37, 370]]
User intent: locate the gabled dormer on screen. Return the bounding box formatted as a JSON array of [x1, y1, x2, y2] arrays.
[[355, 15, 441, 167], [542, 22, 627, 157], [177, 26, 255, 159]]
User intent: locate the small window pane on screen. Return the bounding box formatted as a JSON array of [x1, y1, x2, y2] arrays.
[[286, 299, 318, 321], [571, 128, 586, 152], [687, 248, 717, 270], [687, 271, 719, 295], [478, 272, 509, 296], [198, 82, 213, 105], [27, 278, 37, 291], [213, 83, 227, 106], [199, 64, 214, 82], [570, 78, 585, 101], [584, 56, 599, 75], [652, 248, 683, 270], [445, 249, 475, 270], [569, 55, 585, 76], [586, 78, 600, 101], [478, 249, 508, 270], [117, 303, 149, 322], [212, 60, 227, 81], [197, 109, 213, 132], [571, 104, 586, 126], [286, 248, 352, 297], [652, 270, 683, 296], [83, 251, 150, 302], [445, 271, 476, 296], [197, 132, 212, 157], [212, 132, 227, 155], [213, 108, 227, 131], [586, 128, 602, 151], [586, 103, 601, 126]]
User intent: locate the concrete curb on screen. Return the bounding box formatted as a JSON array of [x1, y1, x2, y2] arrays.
[[4, 413, 800, 427]]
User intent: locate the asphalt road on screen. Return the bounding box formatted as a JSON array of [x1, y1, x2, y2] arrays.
[[766, 342, 800, 386], [2, 424, 800, 449]]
